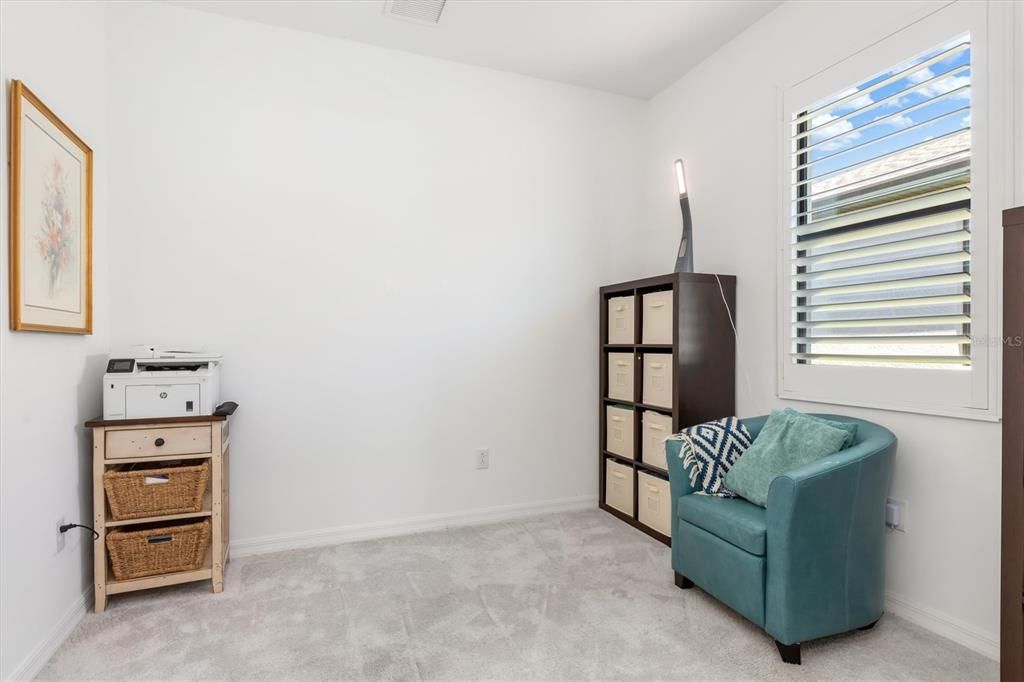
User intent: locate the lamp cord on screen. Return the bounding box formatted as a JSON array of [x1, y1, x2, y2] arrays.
[[714, 273, 752, 399]]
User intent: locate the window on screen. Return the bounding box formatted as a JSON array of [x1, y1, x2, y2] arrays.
[[788, 37, 973, 371], [777, 1, 1008, 420]]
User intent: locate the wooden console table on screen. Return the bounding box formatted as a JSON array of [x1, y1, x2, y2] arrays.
[[84, 414, 231, 612]]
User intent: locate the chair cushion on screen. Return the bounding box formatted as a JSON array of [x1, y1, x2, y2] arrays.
[[677, 494, 767, 556], [725, 409, 849, 507]]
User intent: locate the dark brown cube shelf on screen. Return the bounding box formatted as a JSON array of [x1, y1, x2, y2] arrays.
[[598, 272, 737, 545]]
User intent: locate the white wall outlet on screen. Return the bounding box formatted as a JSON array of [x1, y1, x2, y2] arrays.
[[56, 517, 67, 552], [886, 498, 907, 532], [475, 448, 490, 470]]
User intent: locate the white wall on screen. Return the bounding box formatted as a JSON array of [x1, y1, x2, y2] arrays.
[[104, 2, 646, 548], [5, 0, 1016, 674], [641, 0, 1020, 658], [0, 2, 109, 679]]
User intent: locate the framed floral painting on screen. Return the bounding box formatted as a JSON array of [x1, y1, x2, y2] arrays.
[[8, 80, 92, 333]]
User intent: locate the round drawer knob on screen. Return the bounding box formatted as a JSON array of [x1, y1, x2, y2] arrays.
[[154, 437, 165, 447]]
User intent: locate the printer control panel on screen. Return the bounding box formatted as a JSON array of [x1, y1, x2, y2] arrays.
[[106, 359, 135, 373]]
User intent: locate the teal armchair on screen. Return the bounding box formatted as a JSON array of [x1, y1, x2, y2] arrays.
[[665, 414, 896, 664]]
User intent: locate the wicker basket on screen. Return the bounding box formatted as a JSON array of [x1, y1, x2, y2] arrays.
[[103, 460, 210, 521], [106, 520, 211, 580]]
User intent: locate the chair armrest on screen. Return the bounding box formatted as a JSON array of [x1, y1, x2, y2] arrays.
[[764, 436, 896, 645], [665, 437, 696, 504], [665, 437, 696, 545]]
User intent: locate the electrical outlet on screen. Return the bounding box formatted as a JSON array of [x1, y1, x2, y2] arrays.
[[56, 517, 67, 552], [886, 498, 907, 532], [475, 448, 490, 470]]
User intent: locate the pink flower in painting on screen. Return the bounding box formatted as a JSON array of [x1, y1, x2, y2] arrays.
[[34, 159, 75, 296]]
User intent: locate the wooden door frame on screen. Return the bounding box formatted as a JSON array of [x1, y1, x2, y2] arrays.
[[1002, 205, 1024, 681]]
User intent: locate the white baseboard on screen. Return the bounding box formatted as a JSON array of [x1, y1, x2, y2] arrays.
[[230, 494, 598, 558], [6, 588, 91, 681], [885, 591, 999, 661]]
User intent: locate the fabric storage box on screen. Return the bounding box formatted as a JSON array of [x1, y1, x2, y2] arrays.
[[642, 354, 673, 408], [605, 459, 635, 516], [607, 352, 635, 402], [607, 295, 635, 345], [106, 519, 211, 580], [641, 410, 673, 470], [606, 405, 635, 459], [642, 291, 673, 344], [638, 471, 671, 537], [103, 460, 210, 521]]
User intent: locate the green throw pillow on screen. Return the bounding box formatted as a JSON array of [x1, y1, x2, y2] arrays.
[[724, 409, 849, 507], [782, 408, 858, 448]]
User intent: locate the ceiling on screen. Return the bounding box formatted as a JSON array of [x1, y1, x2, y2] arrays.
[[166, 0, 780, 98]]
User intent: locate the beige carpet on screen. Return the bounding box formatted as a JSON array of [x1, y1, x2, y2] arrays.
[[39, 510, 997, 681]]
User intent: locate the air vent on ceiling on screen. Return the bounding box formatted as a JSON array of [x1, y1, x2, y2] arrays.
[[384, 0, 447, 26]]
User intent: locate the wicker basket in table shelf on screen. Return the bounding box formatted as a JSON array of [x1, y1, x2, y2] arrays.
[[106, 519, 211, 580], [103, 460, 210, 521]]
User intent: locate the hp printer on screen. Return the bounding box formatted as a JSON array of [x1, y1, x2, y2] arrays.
[[103, 345, 222, 420]]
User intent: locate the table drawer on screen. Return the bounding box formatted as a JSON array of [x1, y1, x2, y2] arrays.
[[105, 426, 213, 460]]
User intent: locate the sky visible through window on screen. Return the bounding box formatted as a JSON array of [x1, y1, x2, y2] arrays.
[[803, 36, 970, 182]]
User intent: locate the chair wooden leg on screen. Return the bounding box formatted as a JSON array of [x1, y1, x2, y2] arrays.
[[674, 572, 694, 589], [775, 641, 801, 665]]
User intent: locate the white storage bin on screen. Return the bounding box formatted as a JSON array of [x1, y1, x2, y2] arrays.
[[605, 459, 634, 516], [642, 354, 673, 408], [607, 352, 635, 402], [642, 291, 674, 344], [607, 296, 635, 345], [641, 411, 673, 471], [638, 471, 672, 537], [606, 405, 635, 459]]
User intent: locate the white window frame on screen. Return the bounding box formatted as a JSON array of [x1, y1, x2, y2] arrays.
[[776, 0, 1012, 421]]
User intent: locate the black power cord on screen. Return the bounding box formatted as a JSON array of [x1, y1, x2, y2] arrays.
[[59, 523, 99, 541]]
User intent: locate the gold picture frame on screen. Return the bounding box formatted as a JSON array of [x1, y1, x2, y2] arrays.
[[8, 80, 93, 333]]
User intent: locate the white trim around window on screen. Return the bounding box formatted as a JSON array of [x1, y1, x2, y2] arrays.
[[776, 0, 1012, 421]]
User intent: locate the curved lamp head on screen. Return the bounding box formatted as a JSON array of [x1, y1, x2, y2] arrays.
[[674, 159, 688, 197]]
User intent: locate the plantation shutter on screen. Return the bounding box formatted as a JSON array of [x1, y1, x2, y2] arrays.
[[788, 36, 973, 370]]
